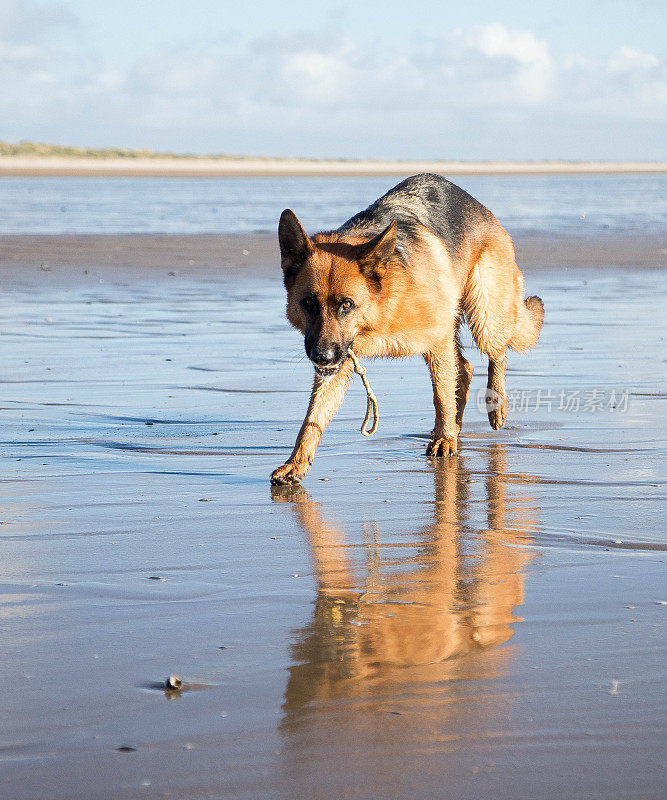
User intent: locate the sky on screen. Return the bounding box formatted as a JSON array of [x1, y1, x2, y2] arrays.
[[0, 0, 665, 160]]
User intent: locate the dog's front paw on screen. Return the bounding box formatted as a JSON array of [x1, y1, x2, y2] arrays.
[[427, 436, 459, 457], [270, 460, 309, 485]]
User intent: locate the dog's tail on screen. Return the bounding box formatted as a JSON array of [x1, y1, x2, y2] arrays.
[[509, 296, 544, 352]]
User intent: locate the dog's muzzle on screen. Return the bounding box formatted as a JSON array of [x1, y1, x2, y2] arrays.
[[313, 361, 343, 378]]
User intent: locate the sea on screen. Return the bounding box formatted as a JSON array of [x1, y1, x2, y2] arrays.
[[0, 173, 664, 236]]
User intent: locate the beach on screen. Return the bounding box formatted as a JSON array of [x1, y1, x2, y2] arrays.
[[1, 228, 665, 800], [0, 156, 665, 178]]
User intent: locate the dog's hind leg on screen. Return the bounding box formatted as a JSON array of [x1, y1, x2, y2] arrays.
[[463, 230, 541, 430], [425, 332, 460, 456], [486, 350, 508, 429], [271, 360, 354, 484], [455, 328, 474, 430]]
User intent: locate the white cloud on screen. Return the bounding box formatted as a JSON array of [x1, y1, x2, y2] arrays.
[[472, 22, 550, 66], [94, 68, 125, 91], [280, 44, 355, 102], [466, 23, 555, 102], [608, 45, 659, 73]]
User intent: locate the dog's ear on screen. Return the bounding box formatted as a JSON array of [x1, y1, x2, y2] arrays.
[[278, 209, 313, 284], [357, 221, 397, 283]]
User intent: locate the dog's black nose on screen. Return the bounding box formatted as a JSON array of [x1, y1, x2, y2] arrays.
[[309, 344, 338, 365]]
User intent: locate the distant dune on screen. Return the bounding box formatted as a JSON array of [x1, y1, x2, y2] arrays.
[[0, 141, 237, 159], [0, 141, 664, 177]]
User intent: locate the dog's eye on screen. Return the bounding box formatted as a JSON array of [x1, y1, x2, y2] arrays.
[[300, 296, 318, 314], [339, 299, 355, 314]]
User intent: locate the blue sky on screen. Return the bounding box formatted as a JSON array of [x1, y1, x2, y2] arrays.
[[0, 0, 665, 159]]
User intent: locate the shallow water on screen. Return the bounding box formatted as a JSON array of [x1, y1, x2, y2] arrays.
[[0, 173, 665, 235], [0, 252, 665, 799]]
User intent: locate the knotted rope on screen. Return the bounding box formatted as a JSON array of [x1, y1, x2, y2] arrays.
[[347, 347, 379, 437]]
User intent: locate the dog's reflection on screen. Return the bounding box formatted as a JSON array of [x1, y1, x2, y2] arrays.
[[272, 445, 538, 711]]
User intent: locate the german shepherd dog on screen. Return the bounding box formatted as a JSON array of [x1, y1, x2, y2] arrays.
[[271, 173, 544, 485]]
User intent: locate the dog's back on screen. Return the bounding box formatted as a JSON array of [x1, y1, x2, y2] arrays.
[[338, 172, 543, 362], [338, 173, 496, 263]]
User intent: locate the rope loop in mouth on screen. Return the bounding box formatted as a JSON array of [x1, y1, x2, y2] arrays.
[[347, 347, 379, 437]]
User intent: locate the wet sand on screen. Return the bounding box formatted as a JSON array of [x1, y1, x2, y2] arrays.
[[0, 233, 665, 799]]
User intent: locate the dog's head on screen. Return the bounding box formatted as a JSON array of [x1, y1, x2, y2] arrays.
[[278, 209, 396, 377]]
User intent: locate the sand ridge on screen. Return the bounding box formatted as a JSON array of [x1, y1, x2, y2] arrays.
[[0, 155, 665, 177]]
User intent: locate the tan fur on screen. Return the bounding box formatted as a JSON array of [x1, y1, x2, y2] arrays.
[[271, 206, 543, 484]]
